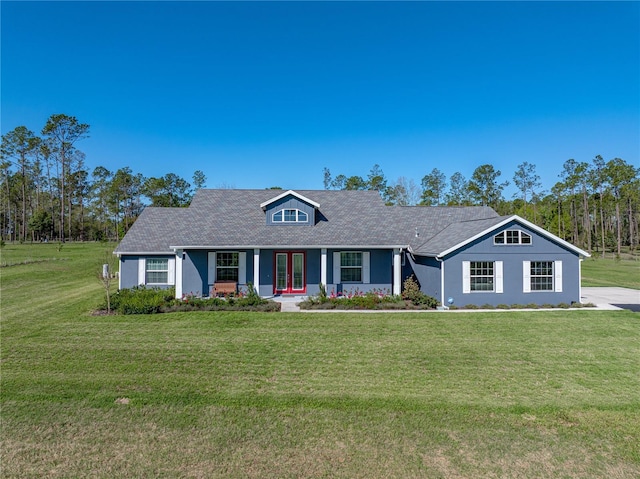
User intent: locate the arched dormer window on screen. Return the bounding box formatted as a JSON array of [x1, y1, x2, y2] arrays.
[[272, 208, 308, 223], [494, 229, 531, 245]]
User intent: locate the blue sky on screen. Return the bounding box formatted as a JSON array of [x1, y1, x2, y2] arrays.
[[2, 1, 638, 198]]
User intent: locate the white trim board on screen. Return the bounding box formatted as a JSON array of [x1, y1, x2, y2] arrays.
[[259, 190, 320, 209], [170, 244, 406, 250]]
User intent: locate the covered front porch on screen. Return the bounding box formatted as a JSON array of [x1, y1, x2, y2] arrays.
[[174, 247, 405, 299]]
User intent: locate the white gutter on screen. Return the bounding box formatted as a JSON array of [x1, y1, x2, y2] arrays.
[[170, 244, 409, 250], [113, 251, 174, 257]]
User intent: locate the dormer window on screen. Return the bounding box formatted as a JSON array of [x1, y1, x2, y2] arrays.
[[494, 230, 531, 245], [273, 208, 308, 223]]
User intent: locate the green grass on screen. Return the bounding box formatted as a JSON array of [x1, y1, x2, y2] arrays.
[[582, 256, 640, 289], [2, 243, 640, 478]]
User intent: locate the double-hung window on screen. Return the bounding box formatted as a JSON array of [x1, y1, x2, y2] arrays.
[[530, 261, 554, 291], [524, 260, 562, 292], [140, 257, 175, 285], [216, 252, 239, 281], [462, 261, 503, 294], [340, 252, 362, 282], [333, 251, 370, 284], [146, 258, 169, 284], [470, 261, 494, 291]]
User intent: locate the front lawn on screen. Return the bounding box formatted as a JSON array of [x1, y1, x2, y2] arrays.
[[1, 243, 639, 478], [582, 256, 640, 289]]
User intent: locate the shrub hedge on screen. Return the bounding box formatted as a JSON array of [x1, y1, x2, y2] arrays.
[[103, 285, 280, 314]]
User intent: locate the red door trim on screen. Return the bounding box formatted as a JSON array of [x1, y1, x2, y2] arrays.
[[273, 251, 307, 294]]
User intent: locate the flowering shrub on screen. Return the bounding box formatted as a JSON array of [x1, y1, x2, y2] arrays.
[[299, 281, 439, 310], [300, 285, 409, 310]]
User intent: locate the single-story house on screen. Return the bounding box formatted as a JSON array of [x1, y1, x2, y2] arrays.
[[114, 189, 590, 307]]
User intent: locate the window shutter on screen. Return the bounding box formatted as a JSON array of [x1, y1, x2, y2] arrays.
[[362, 252, 370, 284], [167, 257, 175, 286], [462, 261, 470, 294], [208, 252, 216, 284], [238, 252, 247, 284], [138, 258, 146, 285], [333, 252, 341, 284], [554, 260, 563, 292], [495, 261, 503, 293], [523, 261, 531, 293]]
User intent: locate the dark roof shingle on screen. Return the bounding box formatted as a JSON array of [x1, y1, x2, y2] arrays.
[[115, 189, 500, 255]]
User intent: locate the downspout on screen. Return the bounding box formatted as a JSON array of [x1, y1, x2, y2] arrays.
[[579, 257, 583, 304]]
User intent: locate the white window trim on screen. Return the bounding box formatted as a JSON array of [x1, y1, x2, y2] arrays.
[[272, 208, 308, 223], [523, 260, 562, 293], [494, 230, 532, 245], [462, 260, 501, 293], [138, 257, 175, 286]]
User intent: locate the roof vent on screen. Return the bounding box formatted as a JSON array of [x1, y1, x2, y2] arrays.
[[415, 228, 420, 238]]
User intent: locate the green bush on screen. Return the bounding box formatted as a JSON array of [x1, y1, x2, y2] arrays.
[[110, 286, 174, 315], [105, 285, 279, 315], [401, 276, 438, 308]]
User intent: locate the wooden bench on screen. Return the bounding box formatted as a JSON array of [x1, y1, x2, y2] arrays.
[[213, 281, 237, 296]]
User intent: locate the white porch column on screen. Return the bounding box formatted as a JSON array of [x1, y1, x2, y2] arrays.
[[175, 250, 183, 299], [321, 248, 327, 287], [118, 257, 122, 290], [254, 249, 260, 294], [393, 248, 402, 296]]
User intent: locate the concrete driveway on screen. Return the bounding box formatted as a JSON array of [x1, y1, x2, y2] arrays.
[[581, 287, 640, 312]]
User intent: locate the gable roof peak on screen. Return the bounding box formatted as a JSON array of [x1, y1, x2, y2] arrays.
[[259, 189, 321, 210]]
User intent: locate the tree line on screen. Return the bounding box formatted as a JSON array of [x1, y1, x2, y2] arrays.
[[2, 113, 638, 256], [323, 157, 639, 257], [1, 114, 203, 243]]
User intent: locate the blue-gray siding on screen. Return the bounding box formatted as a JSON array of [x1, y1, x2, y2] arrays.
[[407, 255, 442, 302], [182, 250, 209, 296], [120, 248, 395, 297], [265, 196, 316, 226], [436, 221, 581, 306], [326, 249, 394, 295], [119, 255, 175, 290], [120, 220, 582, 307]]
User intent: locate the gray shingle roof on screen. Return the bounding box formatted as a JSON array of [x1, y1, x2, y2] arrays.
[[114, 189, 500, 255], [411, 216, 508, 255], [114, 208, 189, 253]]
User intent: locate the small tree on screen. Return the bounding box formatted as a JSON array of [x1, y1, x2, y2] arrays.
[[98, 249, 118, 313]]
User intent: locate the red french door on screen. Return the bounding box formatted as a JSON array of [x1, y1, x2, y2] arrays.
[[274, 251, 306, 294]]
